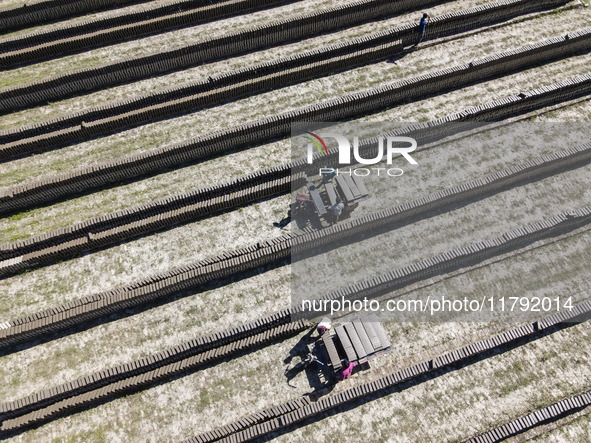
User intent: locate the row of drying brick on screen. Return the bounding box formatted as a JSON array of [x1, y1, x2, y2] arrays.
[[3, 212, 589, 435], [0, 0, 292, 56], [0, 0, 449, 69], [1, 6, 583, 157], [2, 205, 589, 433], [0, 0, 146, 33], [296, 141, 591, 256], [0, 226, 296, 348], [0, 173, 297, 276], [0, 307, 296, 419], [0, 0, 564, 113], [292, 207, 591, 318], [1, 65, 589, 230], [1, 40, 401, 147], [466, 389, 591, 442], [0, 0, 454, 92], [1, 145, 589, 355], [0, 167, 300, 264]]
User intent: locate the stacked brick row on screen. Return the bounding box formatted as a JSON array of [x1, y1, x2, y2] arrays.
[[0, 0, 454, 68], [0, 1, 591, 158], [0, 30, 405, 114], [1, 70, 590, 218], [0, 40, 403, 149], [186, 299, 591, 443], [466, 391, 591, 442], [192, 397, 312, 443], [0, 0, 146, 33], [0, 0, 566, 113], [1, 26, 589, 164], [0, 168, 304, 277], [2, 145, 590, 350], [0, 316, 310, 433], [0, 0, 292, 60], [2, 248, 588, 437], [0, 113, 588, 285]]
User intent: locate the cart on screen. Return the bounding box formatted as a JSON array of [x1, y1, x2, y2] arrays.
[[315, 314, 391, 375]]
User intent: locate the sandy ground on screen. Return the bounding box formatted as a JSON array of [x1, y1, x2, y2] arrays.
[[1, 1, 590, 442], [527, 412, 591, 442]]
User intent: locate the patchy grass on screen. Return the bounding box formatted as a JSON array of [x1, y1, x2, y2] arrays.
[[1, 2, 590, 442]]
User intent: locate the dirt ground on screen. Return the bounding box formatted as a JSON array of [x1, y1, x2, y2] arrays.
[[528, 412, 591, 442], [0, 0, 590, 442]]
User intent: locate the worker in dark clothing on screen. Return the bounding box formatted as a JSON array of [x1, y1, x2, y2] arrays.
[[329, 198, 345, 226], [416, 13, 430, 45], [320, 166, 337, 184], [343, 201, 358, 215]]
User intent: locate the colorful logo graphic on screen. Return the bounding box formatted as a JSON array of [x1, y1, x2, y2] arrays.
[[303, 132, 328, 155]]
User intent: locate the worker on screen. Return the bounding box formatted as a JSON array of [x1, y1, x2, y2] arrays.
[[330, 198, 345, 225], [337, 359, 357, 381], [317, 317, 332, 335], [320, 166, 337, 184], [416, 13, 430, 46], [343, 201, 359, 215], [301, 352, 323, 368]]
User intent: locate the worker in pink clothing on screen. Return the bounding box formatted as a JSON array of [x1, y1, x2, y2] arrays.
[[337, 359, 357, 380]]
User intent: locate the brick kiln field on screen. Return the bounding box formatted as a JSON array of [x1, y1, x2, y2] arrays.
[[0, 0, 590, 441]]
